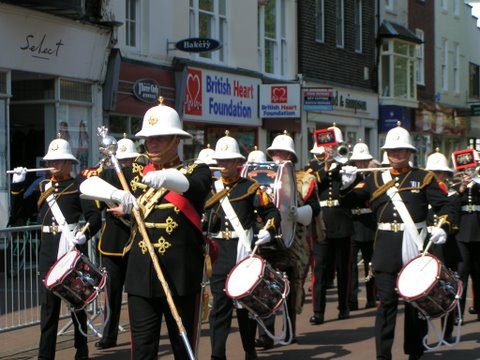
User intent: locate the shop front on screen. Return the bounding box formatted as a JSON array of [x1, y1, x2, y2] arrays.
[[0, 4, 111, 226], [303, 85, 379, 164], [176, 65, 261, 162]]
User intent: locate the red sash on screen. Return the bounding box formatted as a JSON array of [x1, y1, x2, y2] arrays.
[[164, 191, 202, 234]]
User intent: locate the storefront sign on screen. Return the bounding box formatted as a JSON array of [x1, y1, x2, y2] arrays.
[[471, 104, 480, 116], [183, 67, 261, 126], [175, 38, 221, 53], [259, 84, 300, 118], [303, 87, 333, 111], [0, 6, 111, 81], [132, 79, 159, 103], [379, 105, 412, 133]]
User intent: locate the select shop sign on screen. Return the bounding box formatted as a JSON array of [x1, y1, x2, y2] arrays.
[[259, 84, 301, 118]]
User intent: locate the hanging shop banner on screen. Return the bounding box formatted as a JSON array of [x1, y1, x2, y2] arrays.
[[182, 67, 261, 126], [303, 87, 333, 111], [259, 84, 301, 118]]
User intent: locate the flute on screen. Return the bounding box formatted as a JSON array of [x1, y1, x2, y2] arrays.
[[340, 167, 392, 174], [6, 167, 55, 174]]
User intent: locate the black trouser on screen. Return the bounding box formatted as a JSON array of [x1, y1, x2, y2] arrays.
[[128, 293, 198, 360], [350, 240, 375, 306], [457, 241, 480, 316], [100, 255, 127, 343], [209, 238, 257, 360], [312, 236, 351, 314], [39, 273, 87, 360], [374, 271, 427, 359]]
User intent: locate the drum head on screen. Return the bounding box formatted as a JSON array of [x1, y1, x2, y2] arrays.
[[274, 161, 297, 248], [45, 250, 79, 287], [225, 256, 264, 299], [397, 254, 440, 300]]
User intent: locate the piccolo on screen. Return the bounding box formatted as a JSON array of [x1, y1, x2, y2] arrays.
[[340, 167, 392, 174], [6, 167, 55, 174], [209, 166, 225, 171]]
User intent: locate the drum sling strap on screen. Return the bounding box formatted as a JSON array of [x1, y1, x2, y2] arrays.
[[44, 181, 76, 259], [214, 179, 253, 262], [381, 171, 427, 265]]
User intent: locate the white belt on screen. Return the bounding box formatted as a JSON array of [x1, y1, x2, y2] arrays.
[[461, 205, 480, 212], [212, 230, 240, 240], [352, 208, 372, 215], [377, 221, 426, 233], [319, 199, 340, 207], [42, 223, 77, 234]]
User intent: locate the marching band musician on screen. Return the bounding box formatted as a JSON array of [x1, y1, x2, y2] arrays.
[[424, 148, 459, 341], [204, 132, 280, 360], [10, 136, 102, 360], [254, 131, 320, 348], [347, 141, 376, 311], [94, 136, 139, 350], [247, 146, 267, 163], [340, 123, 457, 360], [306, 124, 353, 325], [450, 149, 480, 325], [108, 100, 212, 359]]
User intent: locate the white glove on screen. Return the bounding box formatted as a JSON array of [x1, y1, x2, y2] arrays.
[[12, 167, 27, 184], [255, 229, 271, 246], [341, 165, 358, 189], [287, 206, 298, 222], [111, 190, 136, 214], [430, 227, 447, 245], [142, 169, 189, 193], [72, 232, 87, 245]]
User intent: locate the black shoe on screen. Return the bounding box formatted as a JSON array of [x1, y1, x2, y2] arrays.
[[74, 346, 89, 360], [309, 313, 324, 325], [338, 310, 350, 320], [254, 336, 274, 350], [365, 300, 376, 309], [349, 302, 359, 311], [468, 306, 479, 314], [95, 339, 117, 349]]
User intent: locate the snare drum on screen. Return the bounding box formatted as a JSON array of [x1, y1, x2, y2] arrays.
[[44, 249, 107, 310], [225, 255, 289, 319], [396, 253, 462, 319], [241, 161, 297, 248]]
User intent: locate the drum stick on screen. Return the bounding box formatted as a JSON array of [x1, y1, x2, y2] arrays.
[[422, 218, 445, 258], [78, 222, 90, 236], [249, 218, 274, 261], [6, 167, 54, 174]]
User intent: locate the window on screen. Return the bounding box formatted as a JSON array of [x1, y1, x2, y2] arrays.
[[354, 0, 362, 52], [415, 29, 424, 85], [385, 0, 394, 12], [258, 0, 288, 76], [315, 0, 324, 42], [336, 0, 344, 47], [440, 0, 448, 12], [441, 39, 448, 91], [453, 0, 459, 16], [453, 43, 460, 94], [380, 39, 417, 100], [189, 0, 227, 62], [126, 0, 139, 48], [469, 63, 479, 98]]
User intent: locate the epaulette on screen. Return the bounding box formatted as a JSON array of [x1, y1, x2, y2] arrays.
[[421, 171, 435, 189], [80, 167, 100, 178]]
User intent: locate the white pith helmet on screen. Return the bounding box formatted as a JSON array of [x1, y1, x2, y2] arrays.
[[381, 121, 416, 152], [43, 135, 79, 163], [195, 144, 217, 165], [247, 146, 267, 163], [310, 143, 326, 155], [212, 131, 245, 160], [329, 123, 344, 143], [350, 140, 373, 161], [381, 152, 389, 165], [266, 130, 297, 163], [135, 97, 191, 139], [116, 134, 140, 160], [426, 148, 453, 173]]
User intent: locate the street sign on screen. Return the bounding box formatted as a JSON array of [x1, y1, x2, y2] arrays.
[[175, 38, 221, 53], [303, 87, 333, 111]]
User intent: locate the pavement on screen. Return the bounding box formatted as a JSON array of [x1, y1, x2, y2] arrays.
[[1, 283, 480, 359]]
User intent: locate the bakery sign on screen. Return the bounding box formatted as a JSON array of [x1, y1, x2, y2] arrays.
[[133, 79, 159, 103], [259, 84, 301, 118]]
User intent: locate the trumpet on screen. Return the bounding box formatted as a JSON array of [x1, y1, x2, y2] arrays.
[[448, 166, 480, 187], [314, 143, 351, 164]]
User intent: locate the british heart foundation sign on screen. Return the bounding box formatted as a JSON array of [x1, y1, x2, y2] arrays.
[[183, 67, 261, 126], [259, 83, 300, 118]]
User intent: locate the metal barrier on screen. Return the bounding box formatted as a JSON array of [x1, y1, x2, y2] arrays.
[[0, 224, 124, 334]]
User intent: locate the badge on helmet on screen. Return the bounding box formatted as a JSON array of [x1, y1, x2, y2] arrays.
[[212, 131, 245, 160], [43, 135, 79, 163]]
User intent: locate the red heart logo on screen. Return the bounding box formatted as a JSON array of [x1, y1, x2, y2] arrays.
[[185, 71, 202, 115]]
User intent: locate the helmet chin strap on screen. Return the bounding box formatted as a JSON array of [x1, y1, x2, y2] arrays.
[[146, 136, 178, 165]]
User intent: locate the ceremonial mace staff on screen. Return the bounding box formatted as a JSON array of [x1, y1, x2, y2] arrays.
[[97, 127, 196, 360]]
